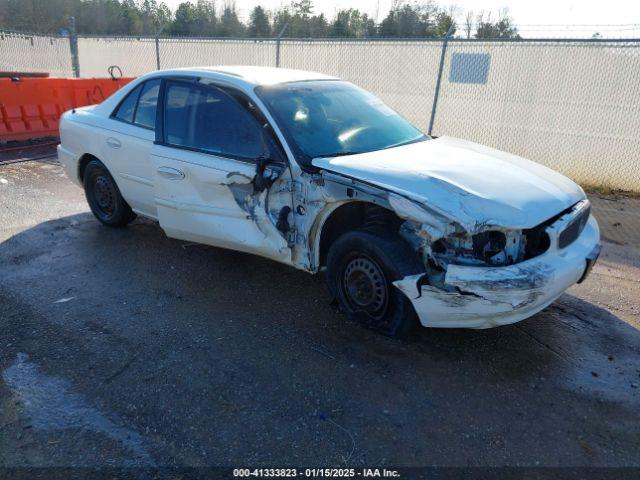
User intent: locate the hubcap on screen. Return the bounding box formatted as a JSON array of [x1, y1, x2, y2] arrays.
[[342, 256, 387, 318], [92, 175, 116, 217]]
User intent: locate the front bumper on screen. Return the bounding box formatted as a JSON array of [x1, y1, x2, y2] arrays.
[[394, 215, 601, 329]]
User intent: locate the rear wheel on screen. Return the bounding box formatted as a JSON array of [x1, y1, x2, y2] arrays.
[[326, 229, 425, 338], [83, 160, 136, 227]]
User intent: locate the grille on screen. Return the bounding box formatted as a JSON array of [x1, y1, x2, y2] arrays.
[[559, 203, 591, 249]]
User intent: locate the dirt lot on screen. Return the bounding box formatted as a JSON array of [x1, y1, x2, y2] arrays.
[[1, 159, 639, 471]]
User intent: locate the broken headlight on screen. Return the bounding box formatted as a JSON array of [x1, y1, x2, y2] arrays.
[[431, 229, 528, 267]]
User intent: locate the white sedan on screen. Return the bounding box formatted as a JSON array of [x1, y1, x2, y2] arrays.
[[58, 66, 601, 337]]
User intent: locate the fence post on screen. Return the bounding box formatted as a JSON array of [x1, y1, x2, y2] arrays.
[[275, 23, 289, 68], [68, 16, 80, 78], [427, 24, 454, 136], [155, 26, 165, 70]]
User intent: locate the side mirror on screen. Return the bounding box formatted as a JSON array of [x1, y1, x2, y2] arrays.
[[253, 155, 284, 193]]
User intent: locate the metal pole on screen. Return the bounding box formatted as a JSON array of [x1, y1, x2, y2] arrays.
[[69, 17, 80, 78], [275, 23, 289, 68], [428, 23, 455, 136], [155, 26, 164, 70]]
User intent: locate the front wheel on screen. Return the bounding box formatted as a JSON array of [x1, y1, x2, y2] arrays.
[[83, 160, 136, 227], [326, 229, 425, 338]]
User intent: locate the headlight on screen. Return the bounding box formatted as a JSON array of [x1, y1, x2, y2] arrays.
[[431, 229, 529, 267]]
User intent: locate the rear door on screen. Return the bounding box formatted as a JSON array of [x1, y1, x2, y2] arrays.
[[104, 79, 161, 217], [150, 79, 293, 264]]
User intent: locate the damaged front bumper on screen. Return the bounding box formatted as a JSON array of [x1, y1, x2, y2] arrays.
[[394, 215, 601, 329]]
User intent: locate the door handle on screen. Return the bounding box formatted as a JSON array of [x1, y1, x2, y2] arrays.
[[157, 166, 185, 180], [106, 137, 121, 149]]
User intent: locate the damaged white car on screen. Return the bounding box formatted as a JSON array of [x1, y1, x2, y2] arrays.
[[58, 66, 601, 337]]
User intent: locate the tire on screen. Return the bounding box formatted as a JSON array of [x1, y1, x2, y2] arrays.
[[326, 228, 425, 338], [83, 160, 136, 227]]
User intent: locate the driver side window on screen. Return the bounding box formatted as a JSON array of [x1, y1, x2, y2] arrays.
[[163, 82, 265, 161]]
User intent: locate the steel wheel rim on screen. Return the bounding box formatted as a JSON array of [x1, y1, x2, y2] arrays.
[[92, 175, 116, 218], [342, 255, 388, 319]]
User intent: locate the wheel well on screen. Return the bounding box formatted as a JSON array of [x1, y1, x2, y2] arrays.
[[318, 202, 403, 268], [77, 153, 100, 183]]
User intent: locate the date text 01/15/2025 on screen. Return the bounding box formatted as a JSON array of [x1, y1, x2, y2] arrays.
[[233, 468, 401, 477]]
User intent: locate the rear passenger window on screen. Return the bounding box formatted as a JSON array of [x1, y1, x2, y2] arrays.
[[113, 84, 142, 123], [163, 82, 263, 160], [134, 79, 160, 130]]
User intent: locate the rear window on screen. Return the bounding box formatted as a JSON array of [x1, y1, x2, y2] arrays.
[[112, 79, 161, 130], [134, 79, 161, 129], [113, 84, 142, 123]]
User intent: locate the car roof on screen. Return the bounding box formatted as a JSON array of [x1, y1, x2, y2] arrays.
[[94, 66, 338, 118], [150, 66, 337, 86]]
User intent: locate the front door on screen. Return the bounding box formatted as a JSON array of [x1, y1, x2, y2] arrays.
[[151, 79, 293, 264]]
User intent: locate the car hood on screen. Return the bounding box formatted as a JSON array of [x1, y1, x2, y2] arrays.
[[312, 136, 585, 231]]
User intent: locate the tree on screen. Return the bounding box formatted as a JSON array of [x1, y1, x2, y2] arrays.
[[463, 10, 474, 39], [307, 12, 329, 37], [329, 9, 351, 37], [272, 6, 293, 37], [292, 0, 312, 17], [272, 1, 329, 38], [138, 0, 172, 34], [0, 0, 522, 41], [217, 2, 244, 37], [378, 1, 452, 38], [362, 13, 377, 37], [434, 6, 456, 37], [247, 5, 270, 37], [122, 0, 143, 35], [172, 2, 198, 36], [475, 8, 519, 39], [193, 0, 216, 35], [330, 9, 372, 38]]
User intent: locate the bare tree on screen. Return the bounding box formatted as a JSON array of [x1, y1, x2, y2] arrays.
[[464, 10, 473, 38]]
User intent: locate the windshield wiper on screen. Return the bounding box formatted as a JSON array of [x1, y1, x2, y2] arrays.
[[321, 151, 361, 158], [320, 136, 428, 159], [384, 135, 429, 150]]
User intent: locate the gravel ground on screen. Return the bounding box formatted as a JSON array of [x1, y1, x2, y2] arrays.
[[1, 159, 639, 471]]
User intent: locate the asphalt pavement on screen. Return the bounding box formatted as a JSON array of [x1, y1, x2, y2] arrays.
[[1, 159, 639, 471]]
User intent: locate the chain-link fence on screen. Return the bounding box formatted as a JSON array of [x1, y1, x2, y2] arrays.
[[433, 39, 640, 192], [77, 36, 157, 76], [2, 29, 639, 246], [0, 30, 73, 77], [122, 35, 636, 196], [76, 37, 278, 76]]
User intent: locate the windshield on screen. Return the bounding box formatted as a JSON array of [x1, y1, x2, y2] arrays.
[[255, 80, 426, 164]]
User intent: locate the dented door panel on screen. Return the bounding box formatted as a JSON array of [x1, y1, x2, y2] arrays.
[[151, 144, 292, 264]]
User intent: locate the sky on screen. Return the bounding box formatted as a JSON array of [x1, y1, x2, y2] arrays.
[[162, 0, 640, 38]]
